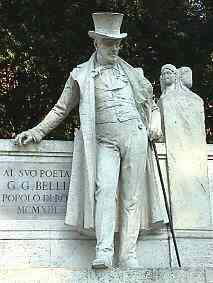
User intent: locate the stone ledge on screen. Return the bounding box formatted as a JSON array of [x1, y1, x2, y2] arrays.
[[0, 267, 211, 283], [0, 139, 73, 155]]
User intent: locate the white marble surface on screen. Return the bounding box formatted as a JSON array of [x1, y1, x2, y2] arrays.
[[170, 238, 213, 268], [0, 140, 73, 222], [0, 140, 212, 269], [159, 94, 211, 229], [0, 267, 210, 283], [0, 140, 212, 231]]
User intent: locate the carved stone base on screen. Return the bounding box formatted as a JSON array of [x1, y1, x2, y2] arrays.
[[0, 267, 211, 283]]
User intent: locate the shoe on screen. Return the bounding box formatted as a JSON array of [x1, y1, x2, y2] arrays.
[[92, 256, 112, 269], [119, 257, 140, 269]]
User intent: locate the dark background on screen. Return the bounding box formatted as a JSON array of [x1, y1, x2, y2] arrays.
[[0, 0, 212, 142]]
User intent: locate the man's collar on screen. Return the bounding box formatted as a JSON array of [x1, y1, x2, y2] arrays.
[[91, 58, 126, 78]]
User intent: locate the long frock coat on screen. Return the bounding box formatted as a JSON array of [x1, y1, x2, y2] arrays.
[[33, 53, 167, 234]]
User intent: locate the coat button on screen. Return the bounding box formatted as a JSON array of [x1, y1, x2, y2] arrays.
[[138, 123, 143, 129]]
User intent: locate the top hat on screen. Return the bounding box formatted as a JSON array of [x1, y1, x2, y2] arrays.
[[88, 12, 127, 39]]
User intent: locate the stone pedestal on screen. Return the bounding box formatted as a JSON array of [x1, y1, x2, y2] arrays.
[[0, 140, 212, 282], [0, 267, 212, 283]]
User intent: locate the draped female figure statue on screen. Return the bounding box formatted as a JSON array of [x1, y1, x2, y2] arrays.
[[158, 64, 211, 229]]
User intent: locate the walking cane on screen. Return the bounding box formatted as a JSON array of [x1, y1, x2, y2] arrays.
[[148, 137, 181, 268]]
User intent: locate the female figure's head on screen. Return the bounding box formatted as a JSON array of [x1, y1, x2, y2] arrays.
[[179, 67, 192, 89], [160, 64, 178, 93]]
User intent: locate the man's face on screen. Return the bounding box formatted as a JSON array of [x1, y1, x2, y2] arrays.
[[96, 38, 122, 65], [161, 69, 176, 86]]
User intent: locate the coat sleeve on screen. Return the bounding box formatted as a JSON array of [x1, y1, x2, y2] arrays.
[[30, 73, 80, 142], [135, 67, 162, 137], [134, 67, 153, 128]]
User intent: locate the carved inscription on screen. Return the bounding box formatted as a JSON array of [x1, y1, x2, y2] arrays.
[[0, 163, 72, 219]]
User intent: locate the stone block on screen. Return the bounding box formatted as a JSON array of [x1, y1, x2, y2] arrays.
[[0, 240, 50, 268], [170, 238, 213, 268], [0, 267, 208, 283], [90, 269, 125, 283], [0, 140, 73, 222], [0, 268, 89, 283], [205, 268, 213, 283], [137, 239, 170, 268], [50, 239, 96, 268]]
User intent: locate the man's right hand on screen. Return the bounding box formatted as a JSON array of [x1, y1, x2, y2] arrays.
[[14, 131, 34, 146]]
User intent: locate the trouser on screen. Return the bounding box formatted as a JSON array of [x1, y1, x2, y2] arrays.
[[95, 119, 148, 261]]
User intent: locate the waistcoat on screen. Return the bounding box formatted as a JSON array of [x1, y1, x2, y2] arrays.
[[94, 67, 140, 124]]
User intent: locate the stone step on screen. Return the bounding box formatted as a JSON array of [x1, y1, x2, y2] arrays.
[[0, 267, 212, 283]]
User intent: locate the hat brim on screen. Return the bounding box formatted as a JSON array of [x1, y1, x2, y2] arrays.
[[88, 31, 127, 39]]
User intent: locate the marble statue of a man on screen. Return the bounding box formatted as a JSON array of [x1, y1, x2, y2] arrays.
[[15, 13, 166, 269]]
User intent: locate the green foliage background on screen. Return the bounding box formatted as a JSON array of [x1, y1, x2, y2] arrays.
[[0, 0, 212, 142]]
